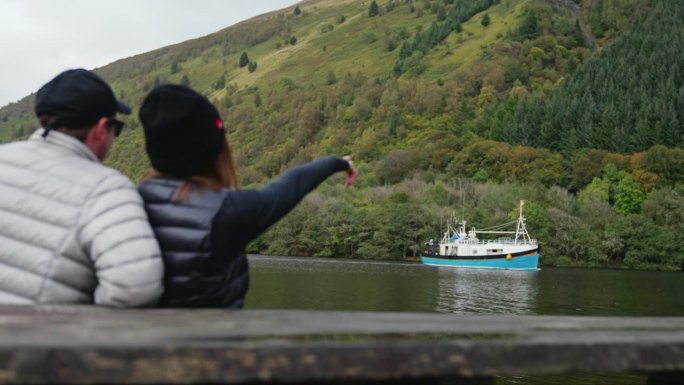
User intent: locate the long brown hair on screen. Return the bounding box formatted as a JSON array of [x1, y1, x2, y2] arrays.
[[145, 138, 239, 201]]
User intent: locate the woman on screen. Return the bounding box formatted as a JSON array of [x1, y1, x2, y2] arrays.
[[138, 84, 356, 307]]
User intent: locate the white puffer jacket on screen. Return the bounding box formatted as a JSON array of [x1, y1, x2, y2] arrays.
[[0, 129, 163, 306]]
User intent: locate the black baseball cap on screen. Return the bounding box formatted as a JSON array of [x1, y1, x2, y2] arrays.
[[34, 68, 131, 129]]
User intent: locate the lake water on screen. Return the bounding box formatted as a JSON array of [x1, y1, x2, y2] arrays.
[[245, 255, 684, 384], [246, 255, 683, 316]]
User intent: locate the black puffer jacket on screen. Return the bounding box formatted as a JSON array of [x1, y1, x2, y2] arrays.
[[139, 156, 350, 308]]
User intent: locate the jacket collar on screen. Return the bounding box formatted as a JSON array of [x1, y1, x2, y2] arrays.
[[29, 128, 100, 163]]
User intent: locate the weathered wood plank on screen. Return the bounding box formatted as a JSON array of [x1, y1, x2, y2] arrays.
[[0, 306, 682, 383]]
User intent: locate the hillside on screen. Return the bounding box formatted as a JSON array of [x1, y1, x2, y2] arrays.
[[2, 0, 601, 178], [1, 0, 682, 270]]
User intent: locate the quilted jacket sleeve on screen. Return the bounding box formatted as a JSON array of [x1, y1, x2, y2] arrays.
[[79, 173, 164, 307], [222, 156, 350, 245]]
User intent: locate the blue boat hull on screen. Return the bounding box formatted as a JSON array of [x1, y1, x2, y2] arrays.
[[421, 253, 539, 270]]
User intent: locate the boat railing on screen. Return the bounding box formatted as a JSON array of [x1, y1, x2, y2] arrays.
[[457, 238, 537, 246]]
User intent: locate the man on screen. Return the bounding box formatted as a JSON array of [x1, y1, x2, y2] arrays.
[[0, 69, 163, 306]]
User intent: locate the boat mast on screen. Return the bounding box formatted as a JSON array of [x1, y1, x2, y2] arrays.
[[514, 200, 531, 243]]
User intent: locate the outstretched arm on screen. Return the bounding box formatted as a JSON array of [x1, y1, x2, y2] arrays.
[[221, 156, 353, 244]]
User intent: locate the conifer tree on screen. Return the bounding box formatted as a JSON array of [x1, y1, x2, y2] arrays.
[[574, 20, 586, 47], [481, 14, 490, 27], [411, 31, 426, 54], [392, 60, 403, 76], [248, 61, 257, 73], [518, 10, 539, 40], [437, 7, 446, 21], [590, 0, 605, 38], [326, 70, 337, 85], [239, 52, 249, 67], [388, 110, 401, 137], [290, 35, 298, 45], [369, 0, 379, 17], [294, 6, 301, 15], [399, 41, 412, 60]]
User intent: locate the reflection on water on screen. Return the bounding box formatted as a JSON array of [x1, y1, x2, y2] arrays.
[[434, 268, 538, 314]]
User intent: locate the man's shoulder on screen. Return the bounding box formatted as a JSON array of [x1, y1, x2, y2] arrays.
[[46, 150, 134, 189], [85, 163, 136, 192], [0, 138, 34, 157], [1, 139, 134, 192]]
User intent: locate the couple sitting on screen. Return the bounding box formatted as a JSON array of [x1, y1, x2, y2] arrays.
[[0, 69, 355, 308]]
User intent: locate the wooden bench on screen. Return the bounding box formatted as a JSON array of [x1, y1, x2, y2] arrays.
[[0, 306, 682, 383]]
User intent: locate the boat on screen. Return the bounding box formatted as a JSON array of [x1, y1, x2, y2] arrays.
[[421, 200, 540, 270]]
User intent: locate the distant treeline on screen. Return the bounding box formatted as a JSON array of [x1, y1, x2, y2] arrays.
[[252, 173, 683, 271]]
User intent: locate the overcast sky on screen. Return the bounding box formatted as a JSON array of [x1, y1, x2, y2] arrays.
[[0, 0, 300, 108]]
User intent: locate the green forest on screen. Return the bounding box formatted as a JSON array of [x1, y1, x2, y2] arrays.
[[1, 0, 682, 270]]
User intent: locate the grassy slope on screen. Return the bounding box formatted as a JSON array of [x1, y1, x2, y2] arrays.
[[0, 0, 530, 130], [0, 0, 586, 182], [427, 0, 528, 80]]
